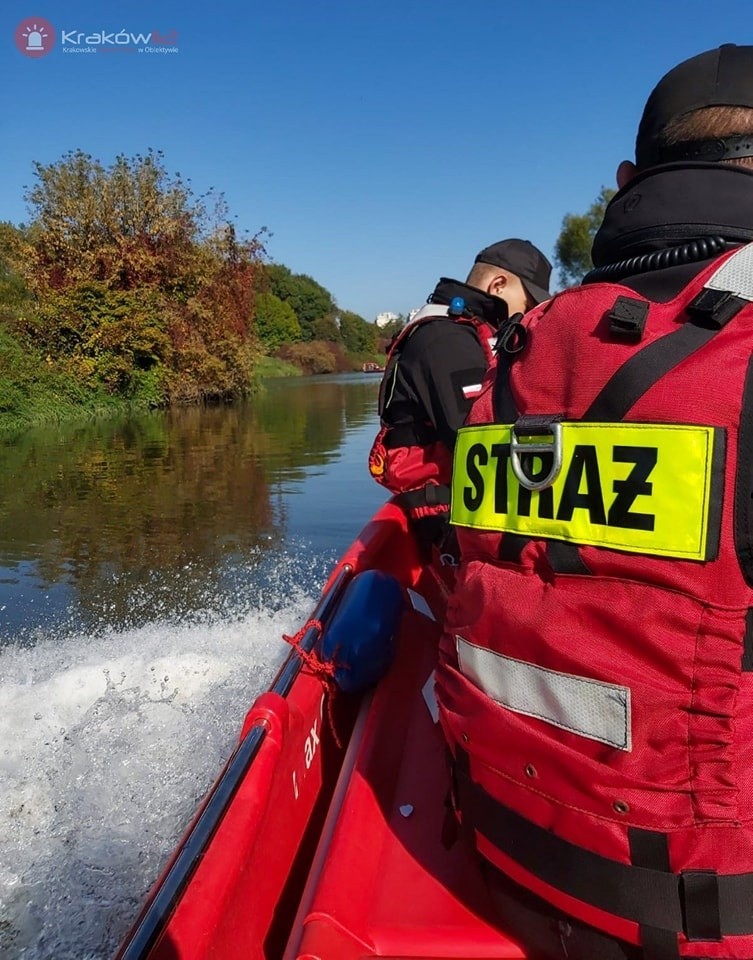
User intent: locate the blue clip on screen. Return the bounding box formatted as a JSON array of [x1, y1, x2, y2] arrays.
[[449, 296, 465, 317]]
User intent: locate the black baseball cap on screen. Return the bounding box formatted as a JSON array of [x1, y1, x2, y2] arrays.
[[474, 239, 552, 304], [636, 44, 753, 168]]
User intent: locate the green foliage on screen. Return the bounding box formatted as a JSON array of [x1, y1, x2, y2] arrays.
[[266, 263, 336, 340], [254, 292, 301, 352], [277, 340, 338, 375], [0, 222, 34, 322], [7, 150, 268, 413], [130, 366, 166, 407], [339, 310, 376, 354], [253, 355, 302, 379], [28, 149, 190, 289], [0, 325, 135, 437], [312, 314, 342, 343], [0, 375, 26, 414], [0, 149, 383, 436], [28, 282, 171, 395], [554, 186, 616, 287]]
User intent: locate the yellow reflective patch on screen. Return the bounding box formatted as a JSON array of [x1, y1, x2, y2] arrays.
[[451, 422, 720, 560]]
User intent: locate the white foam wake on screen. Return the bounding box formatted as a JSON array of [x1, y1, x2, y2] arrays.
[[0, 589, 315, 959]]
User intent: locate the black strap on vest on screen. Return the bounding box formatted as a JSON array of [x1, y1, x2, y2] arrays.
[[498, 533, 530, 563], [453, 754, 753, 943], [584, 291, 745, 424], [545, 538, 592, 575], [629, 829, 679, 959], [742, 609, 753, 672], [492, 351, 519, 423], [493, 353, 528, 563], [382, 421, 438, 449], [397, 484, 451, 510], [735, 356, 753, 587], [547, 288, 744, 574], [489, 283, 744, 573]]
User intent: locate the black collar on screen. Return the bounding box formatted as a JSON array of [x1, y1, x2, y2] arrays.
[[428, 278, 508, 327], [592, 162, 753, 269]]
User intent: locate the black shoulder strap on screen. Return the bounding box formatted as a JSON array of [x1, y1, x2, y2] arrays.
[[501, 247, 753, 572], [491, 353, 528, 563], [551, 252, 751, 572], [584, 295, 746, 422]]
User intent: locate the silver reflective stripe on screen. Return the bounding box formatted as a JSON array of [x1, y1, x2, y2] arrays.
[[705, 242, 753, 300], [456, 636, 632, 751]]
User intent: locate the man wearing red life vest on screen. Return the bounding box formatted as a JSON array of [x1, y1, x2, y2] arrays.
[[368, 240, 551, 553], [437, 45, 753, 960]]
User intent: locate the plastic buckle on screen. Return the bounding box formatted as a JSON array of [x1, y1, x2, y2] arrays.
[[606, 296, 649, 341], [687, 288, 745, 328]]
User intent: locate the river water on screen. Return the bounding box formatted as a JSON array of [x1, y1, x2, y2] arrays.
[[0, 373, 386, 959]]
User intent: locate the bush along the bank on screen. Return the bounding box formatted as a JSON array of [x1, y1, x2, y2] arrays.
[[0, 148, 388, 433], [5, 149, 266, 408]]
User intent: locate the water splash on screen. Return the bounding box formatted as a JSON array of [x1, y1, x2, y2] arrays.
[[0, 554, 323, 959]]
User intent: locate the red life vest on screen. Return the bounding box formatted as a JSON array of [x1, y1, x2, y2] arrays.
[[436, 244, 753, 959], [368, 306, 496, 520]]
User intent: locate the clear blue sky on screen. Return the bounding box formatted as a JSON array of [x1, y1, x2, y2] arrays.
[[1, 1, 751, 320]]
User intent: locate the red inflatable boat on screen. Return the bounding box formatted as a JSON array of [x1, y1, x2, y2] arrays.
[[116, 499, 525, 959]]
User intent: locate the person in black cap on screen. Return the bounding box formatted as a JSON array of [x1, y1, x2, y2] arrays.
[[436, 43, 753, 960], [586, 42, 753, 297], [471, 239, 552, 308], [368, 238, 551, 555]]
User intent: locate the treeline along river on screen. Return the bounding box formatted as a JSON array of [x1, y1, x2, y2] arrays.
[[0, 373, 386, 959]]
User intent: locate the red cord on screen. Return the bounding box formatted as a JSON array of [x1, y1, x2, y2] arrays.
[[283, 618, 343, 749]]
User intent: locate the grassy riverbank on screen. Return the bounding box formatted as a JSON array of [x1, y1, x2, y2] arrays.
[[0, 326, 384, 440], [0, 328, 130, 438], [253, 356, 302, 379], [0, 330, 289, 439]]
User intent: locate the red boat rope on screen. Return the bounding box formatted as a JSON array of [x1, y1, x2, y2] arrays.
[[282, 618, 344, 748]]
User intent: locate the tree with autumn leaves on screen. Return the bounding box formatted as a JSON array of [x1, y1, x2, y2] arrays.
[[0, 149, 379, 423], [10, 148, 266, 403]]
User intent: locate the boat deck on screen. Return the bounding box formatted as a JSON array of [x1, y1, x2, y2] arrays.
[[287, 566, 526, 959]]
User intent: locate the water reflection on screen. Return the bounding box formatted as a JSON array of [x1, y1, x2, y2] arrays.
[[0, 372, 386, 960], [0, 374, 384, 642]]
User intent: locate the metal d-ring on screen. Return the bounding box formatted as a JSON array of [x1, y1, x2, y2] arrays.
[[510, 421, 563, 491]]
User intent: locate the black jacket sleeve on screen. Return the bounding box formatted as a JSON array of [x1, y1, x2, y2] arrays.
[[382, 320, 488, 449]]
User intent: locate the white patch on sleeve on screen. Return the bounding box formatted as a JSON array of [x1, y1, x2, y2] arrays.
[[461, 383, 483, 399]]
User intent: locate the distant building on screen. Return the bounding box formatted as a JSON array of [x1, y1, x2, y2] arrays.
[[375, 311, 400, 328]]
